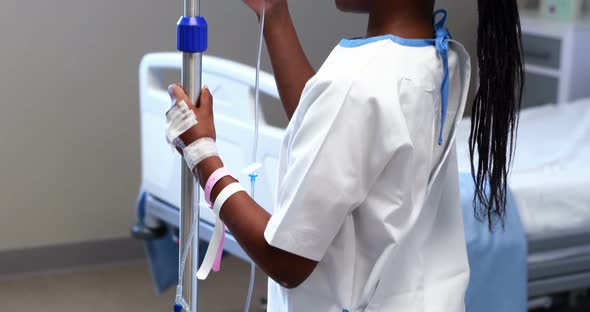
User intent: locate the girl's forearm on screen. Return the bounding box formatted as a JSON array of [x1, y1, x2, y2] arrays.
[[195, 156, 317, 289], [264, 3, 315, 120]]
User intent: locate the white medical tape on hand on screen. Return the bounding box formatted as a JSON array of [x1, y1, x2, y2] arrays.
[[197, 182, 245, 280], [165, 100, 198, 144], [182, 138, 218, 170]]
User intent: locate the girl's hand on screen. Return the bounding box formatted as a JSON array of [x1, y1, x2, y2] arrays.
[[242, 0, 287, 18], [167, 84, 216, 147]]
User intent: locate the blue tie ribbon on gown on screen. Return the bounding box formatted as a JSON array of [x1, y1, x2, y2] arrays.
[[433, 9, 451, 145]]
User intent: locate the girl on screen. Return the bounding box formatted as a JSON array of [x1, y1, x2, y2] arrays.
[[166, 0, 524, 311]]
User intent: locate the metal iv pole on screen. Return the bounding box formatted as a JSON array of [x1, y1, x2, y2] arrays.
[[177, 0, 207, 311]]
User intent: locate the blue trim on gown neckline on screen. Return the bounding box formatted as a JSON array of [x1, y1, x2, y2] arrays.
[[339, 34, 435, 48], [339, 9, 452, 146]]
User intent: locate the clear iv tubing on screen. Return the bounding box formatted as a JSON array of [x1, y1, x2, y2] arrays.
[[251, 0, 265, 164], [176, 1, 266, 311], [244, 180, 257, 312], [175, 199, 199, 311], [244, 1, 266, 311], [244, 0, 266, 312]]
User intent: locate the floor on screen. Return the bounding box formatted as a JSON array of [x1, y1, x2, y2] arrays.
[[0, 256, 268, 312], [2, 256, 589, 312], [531, 292, 590, 312]]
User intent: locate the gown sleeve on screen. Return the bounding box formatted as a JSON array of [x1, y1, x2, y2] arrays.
[[264, 77, 411, 261]]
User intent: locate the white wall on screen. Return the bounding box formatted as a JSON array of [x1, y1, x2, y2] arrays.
[[0, 0, 477, 252], [0, 0, 179, 251]]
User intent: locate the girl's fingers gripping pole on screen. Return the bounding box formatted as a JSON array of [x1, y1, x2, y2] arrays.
[[196, 86, 213, 114], [169, 84, 194, 108]]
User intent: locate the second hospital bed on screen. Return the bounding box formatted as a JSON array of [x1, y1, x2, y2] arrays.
[[134, 52, 590, 309]]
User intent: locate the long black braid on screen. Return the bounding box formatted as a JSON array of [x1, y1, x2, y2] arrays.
[[470, 0, 525, 229]]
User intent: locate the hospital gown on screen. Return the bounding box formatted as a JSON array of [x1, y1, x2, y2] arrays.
[[264, 34, 473, 312]]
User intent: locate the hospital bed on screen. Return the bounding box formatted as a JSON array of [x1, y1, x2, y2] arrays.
[[456, 99, 590, 308], [134, 52, 590, 309]]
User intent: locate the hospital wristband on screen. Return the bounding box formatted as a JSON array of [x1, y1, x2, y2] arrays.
[[182, 137, 218, 170], [197, 182, 245, 280], [212, 182, 245, 217], [197, 218, 226, 280], [205, 167, 237, 205]]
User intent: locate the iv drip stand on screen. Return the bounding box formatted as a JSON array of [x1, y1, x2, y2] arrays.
[[177, 0, 207, 311]]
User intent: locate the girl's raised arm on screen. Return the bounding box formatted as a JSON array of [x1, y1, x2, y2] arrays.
[[243, 0, 315, 119]]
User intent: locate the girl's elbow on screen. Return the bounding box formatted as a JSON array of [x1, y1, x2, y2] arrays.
[[272, 264, 316, 289], [276, 275, 307, 290], [267, 246, 318, 289]]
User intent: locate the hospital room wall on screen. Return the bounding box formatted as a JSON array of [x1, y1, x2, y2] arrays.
[[0, 0, 477, 253]]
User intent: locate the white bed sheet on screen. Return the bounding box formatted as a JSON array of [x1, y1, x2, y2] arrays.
[[456, 98, 590, 238]]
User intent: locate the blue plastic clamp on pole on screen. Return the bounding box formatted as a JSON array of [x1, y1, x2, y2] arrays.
[[177, 16, 208, 53], [174, 303, 183, 312]]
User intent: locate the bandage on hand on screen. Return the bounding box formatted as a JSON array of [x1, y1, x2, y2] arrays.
[[167, 84, 216, 147], [165, 99, 198, 146], [183, 137, 219, 171]]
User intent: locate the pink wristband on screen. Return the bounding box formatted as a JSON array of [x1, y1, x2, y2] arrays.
[[212, 224, 226, 272], [205, 167, 237, 205]]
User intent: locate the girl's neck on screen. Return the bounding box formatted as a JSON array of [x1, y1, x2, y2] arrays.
[[366, 1, 435, 39]]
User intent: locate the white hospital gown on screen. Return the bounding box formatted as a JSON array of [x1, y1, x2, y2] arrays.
[[264, 35, 472, 312]]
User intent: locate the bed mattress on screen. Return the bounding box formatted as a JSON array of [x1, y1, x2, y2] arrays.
[[456, 98, 590, 239]]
